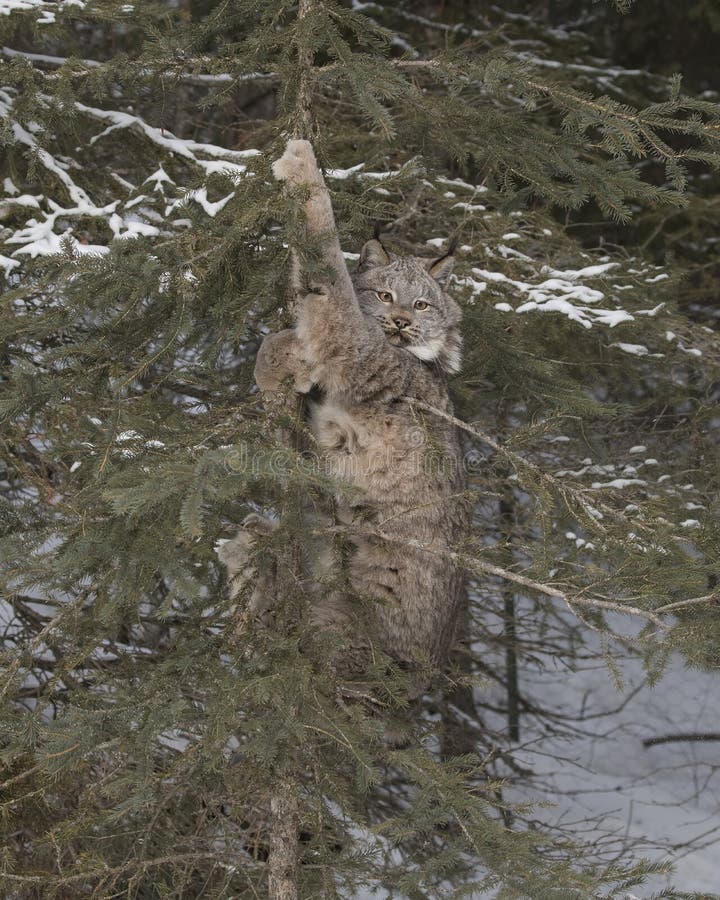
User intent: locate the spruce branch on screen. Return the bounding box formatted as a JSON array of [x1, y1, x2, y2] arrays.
[[0, 46, 277, 85], [0, 587, 93, 700], [320, 524, 669, 631], [0, 853, 232, 890], [407, 399, 608, 531]]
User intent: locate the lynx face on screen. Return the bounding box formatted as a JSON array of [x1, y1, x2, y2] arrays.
[[353, 241, 462, 374]]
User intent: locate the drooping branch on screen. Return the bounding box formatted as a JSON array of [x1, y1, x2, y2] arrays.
[[314, 523, 669, 630], [406, 398, 609, 529]]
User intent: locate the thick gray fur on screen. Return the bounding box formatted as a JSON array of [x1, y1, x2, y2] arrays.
[[225, 139, 470, 673]]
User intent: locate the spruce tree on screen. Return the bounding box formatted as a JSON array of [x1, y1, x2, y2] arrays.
[[1, 1, 719, 896]]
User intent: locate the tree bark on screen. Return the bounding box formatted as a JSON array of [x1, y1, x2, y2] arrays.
[[266, 4, 317, 896], [268, 769, 299, 900], [295, 0, 315, 139]]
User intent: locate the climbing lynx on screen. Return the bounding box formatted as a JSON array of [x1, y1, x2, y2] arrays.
[[221, 139, 470, 674]]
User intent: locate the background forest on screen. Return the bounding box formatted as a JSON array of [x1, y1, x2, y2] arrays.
[[1, 1, 720, 897]]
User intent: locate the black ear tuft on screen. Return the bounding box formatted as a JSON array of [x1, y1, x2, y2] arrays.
[[427, 241, 456, 284]]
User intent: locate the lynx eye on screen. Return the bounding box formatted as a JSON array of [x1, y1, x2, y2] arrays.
[[376, 290, 393, 303], [414, 300, 429, 311]]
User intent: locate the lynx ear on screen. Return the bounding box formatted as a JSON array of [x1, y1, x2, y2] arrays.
[[359, 238, 391, 271], [426, 252, 455, 284], [426, 237, 457, 284]]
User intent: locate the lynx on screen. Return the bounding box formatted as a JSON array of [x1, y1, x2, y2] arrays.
[[221, 139, 470, 677]]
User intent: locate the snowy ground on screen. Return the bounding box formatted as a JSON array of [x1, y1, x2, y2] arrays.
[[353, 605, 720, 899], [487, 610, 720, 896]]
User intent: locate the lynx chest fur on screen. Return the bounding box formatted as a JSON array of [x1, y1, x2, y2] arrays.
[[309, 369, 462, 507], [305, 351, 468, 668]]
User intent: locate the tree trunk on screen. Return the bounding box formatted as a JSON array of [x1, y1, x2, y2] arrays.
[[268, 769, 299, 900], [500, 490, 520, 743]]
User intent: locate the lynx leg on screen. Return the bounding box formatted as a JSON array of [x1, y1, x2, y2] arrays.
[[272, 139, 356, 303], [216, 513, 278, 622]]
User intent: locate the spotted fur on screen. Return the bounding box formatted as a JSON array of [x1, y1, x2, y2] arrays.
[[226, 140, 470, 675]]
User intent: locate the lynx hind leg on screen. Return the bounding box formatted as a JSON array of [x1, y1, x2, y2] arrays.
[[311, 592, 373, 680], [254, 329, 313, 394], [272, 139, 322, 187], [216, 513, 278, 621]]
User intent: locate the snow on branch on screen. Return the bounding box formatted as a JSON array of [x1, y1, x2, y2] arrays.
[[75, 103, 260, 176], [1, 45, 100, 68], [0, 92, 262, 267], [449, 230, 669, 334], [0, 0, 86, 25]]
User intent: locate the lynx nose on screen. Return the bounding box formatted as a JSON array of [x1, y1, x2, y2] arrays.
[[392, 312, 412, 330]]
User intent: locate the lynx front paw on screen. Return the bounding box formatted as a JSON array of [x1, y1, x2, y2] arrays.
[[241, 512, 277, 535], [254, 329, 314, 394], [272, 139, 320, 187]]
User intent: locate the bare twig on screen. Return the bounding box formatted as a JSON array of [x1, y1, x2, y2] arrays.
[[643, 732, 720, 748], [653, 592, 720, 614]]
